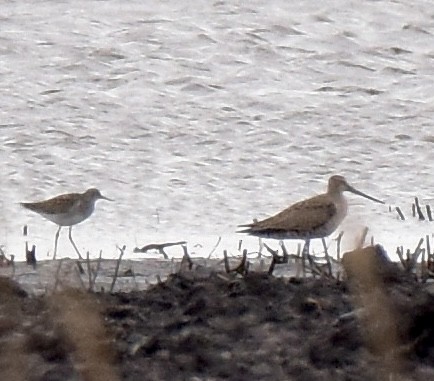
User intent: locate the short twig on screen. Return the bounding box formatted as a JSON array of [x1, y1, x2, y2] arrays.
[[321, 238, 333, 277], [207, 236, 222, 259], [133, 241, 186, 259], [421, 241, 427, 283], [258, 237, 264, 258], [427, 205, 433, 222], [358, 227, 369, 248], [280, 241, 289, 262], [76, 261, 85, 275], [110, 245, 126, 293], [233, 249, 248, 275], [86, 251, 92, 291], [302, 241, 309, 278], [263, 242, 278, 256], [10, 255, 16, 279], [223, 249, 248, 276], [268, 256, 276, 275], [295, 243, 302, 278], [305, 251, 325, 278], [75, 266, 86, 289], [415, 197, 425, 220], [395, 206, 405, 221], [408, 238, 424, 270], [91, 250, 103, 289], [238, 240, 243, 251], [53, 258, 65, 292], [182, 244, 193, 270], [223, 250, 230, 273], [25, 242, 37, 269], [396, 246, 406, 269]]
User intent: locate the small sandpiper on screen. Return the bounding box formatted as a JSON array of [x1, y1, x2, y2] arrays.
[[21, 188, 112, 259]]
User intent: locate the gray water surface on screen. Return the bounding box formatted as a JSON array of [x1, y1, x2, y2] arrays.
[[1, 0, 433, 260]]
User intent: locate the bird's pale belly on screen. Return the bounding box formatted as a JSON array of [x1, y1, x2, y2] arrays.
[[40, 212, 89, 226]]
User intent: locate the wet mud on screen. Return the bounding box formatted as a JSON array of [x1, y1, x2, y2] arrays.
[[1, 249, 434, 381]]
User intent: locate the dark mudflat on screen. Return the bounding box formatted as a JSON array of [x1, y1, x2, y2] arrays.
[[1, 260, 434, 381]]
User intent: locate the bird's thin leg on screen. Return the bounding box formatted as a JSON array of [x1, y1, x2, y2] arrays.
[[68, 226, 83, 259], [53, 226, 62, 260], [301, 239, 310, 277]]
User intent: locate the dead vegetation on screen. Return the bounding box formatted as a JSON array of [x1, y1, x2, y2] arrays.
[[0, 238, 433, 380]]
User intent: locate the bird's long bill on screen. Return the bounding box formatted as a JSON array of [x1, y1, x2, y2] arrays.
[[101, 194, 113, 201], [348, 185, 385, 204]]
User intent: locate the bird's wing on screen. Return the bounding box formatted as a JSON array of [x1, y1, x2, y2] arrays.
[[240, 195, 337, 235], [21, 193, 81, 215]]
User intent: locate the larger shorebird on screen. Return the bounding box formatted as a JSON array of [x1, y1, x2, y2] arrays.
[[239, 175, 384, 258], [21, 188, 111, 259]]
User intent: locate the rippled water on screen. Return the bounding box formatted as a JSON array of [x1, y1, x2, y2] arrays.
[[1, 0, 434, 260]]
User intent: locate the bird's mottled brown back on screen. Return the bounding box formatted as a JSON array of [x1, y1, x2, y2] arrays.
[[240, 194, 338, 238], [21, 193, 81, 215]]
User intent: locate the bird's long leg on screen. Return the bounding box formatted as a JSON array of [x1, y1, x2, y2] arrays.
[[68, 226, 83, 259], [301, 239, 310, 277], [53, 226, 62, 260]]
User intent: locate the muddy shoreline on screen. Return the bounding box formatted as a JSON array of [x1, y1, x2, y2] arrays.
[[1, 247, 434, 381]]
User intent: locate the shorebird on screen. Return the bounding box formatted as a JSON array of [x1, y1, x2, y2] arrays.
[[21, 188, 112, 259], [239, 175, 384, 265]]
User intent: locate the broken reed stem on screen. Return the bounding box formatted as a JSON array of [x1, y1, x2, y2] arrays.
[[258, 237, 264, 258], [395, 206, 405, 221], [427, 205, 433, 222], [207, 236, 222, 259], [53, 258, 65, 292], [178, 245, 193, 272], [280, 241, 289, 262], [222, 249, 249, 275], [86, 251, 92, 291], [110, 245, 126, 293], [302, 241, 313, 278], [306, 257, 324, 278], [234, 249, 248, 275], [75, 266, 86, 289], [223, 250, 230, 273], [336, 231, 344, 262], [396, 238, 425, 273], [294, 243, 302, 278], [421, 241, 427, 283], [182, 245, 193, 270], [263, 242, 278, 257], [414, 197, 425, 220], [321, 238, 333, 277], [76, 261, 85, 275], [358, 227, 369, 249], [268, 256, 276, 275], [265, 244, 281, 276], [10, 255, 16, 279], [91, 250, 103, 289], [409, 238, 424, 270], [396, 246, 406, 269]]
